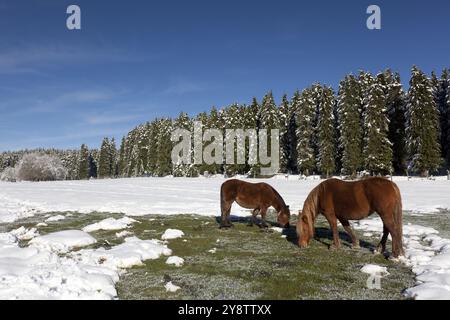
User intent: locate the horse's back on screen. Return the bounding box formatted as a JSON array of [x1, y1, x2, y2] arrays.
[[221, 179, 280, 209], [320, 177, 400, 218]]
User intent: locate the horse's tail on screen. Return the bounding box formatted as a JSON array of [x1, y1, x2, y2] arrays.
[[393, 183, 404, 256]]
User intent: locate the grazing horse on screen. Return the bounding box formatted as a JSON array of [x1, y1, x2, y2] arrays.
[[297, 177, 404, 258], [220, 179, 291, 229]]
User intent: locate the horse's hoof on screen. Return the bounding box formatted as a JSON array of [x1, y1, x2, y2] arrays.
[[388, 256, 400, 262], [352, 244, 361, 250]]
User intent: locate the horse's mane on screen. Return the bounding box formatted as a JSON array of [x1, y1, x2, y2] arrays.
[[302, 184, 322, 237], [304, 184, 321, 218]]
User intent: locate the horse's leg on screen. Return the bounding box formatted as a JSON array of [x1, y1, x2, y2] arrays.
[[325, 214, 340, 249], [259, 207, 269, 228], [247, 209, 259, 227], [376, 225, 389, 254], [220, 201, 233, 228], [379, 213, 401, 257], [339, 219, 360, 248], [389, 224, 402, 258]]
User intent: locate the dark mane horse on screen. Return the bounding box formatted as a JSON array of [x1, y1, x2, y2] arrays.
[[297, 177, 404, 258], [220, 179, 290, 228]]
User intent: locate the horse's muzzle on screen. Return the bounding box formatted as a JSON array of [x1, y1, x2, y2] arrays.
[[279, 222, 290, 228]]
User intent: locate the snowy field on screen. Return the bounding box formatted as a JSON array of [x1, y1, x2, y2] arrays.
[[1, 176, 450, 223], [1, 176, 450, 300]]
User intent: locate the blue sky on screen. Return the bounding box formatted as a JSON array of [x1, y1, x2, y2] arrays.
[[0, 0, 449, 151]]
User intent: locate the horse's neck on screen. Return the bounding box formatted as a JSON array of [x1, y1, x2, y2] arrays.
[[270, 187, 286, 211], [272, 199, 285, 211]]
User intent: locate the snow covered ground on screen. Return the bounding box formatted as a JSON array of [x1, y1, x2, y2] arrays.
[[0, 226, 175, 299], [1, 176, 449, 223], [1, 176, 450, 300]]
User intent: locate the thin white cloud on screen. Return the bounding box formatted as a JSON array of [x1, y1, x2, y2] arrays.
[[163, 77, 206, 95], [85, 113, 141, 125], [4, 89, 117, 116], [0, 127, 128, 151], [0, 44, 145, 74]]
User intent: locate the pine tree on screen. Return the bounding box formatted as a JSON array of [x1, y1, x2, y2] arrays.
[[88, 152, 97, 178], [258, 91, 280, 176], [363, 74, 393, 175], [118, 137, 126, 177], [432, 69, 450, 169], [172, 112, 199, 177], [238, 104, 255, 175], [60, 150, 79, 180], [384, 70, 408, 174], [247, 98, 261, 177], [279, 94, 291, 173], [201, 107, 224, 175], [316, 86, 336, 177], [406, 66, 442, 176], [289, 90, 301, 173], [78, 144, 90, 180], [146, 121, 159, 176], [447, 70, 450, 169], [155, 118, 173, 176], [337, 75, 363, 177], [222, 103, 244, 176], [194, 112, 208, 175], [359, 71, 375, 116], [310, 83, 322, 164], [98, 137, 111, 178], [296, 87, 316, 175], [109, 137, 118, 177]]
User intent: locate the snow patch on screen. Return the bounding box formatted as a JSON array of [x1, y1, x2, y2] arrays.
[[271, 227, 283, 233], [165, 281, 181, 292], [0, 233, 173, 300], [73, 237, 172, 269], [115, 230, 133, 238], [166, 256, 184, 267], [29, 230, 96, 254], [161, 229, 184, 240], [353, 217, 450, 299], [83, 217, 138, 233], [360, 264, 389, 276], [45, 215, 66, 222], [10, 226, 39, 241]]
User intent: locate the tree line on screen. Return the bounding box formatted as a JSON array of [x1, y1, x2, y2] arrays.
[[1, 66, 449, 180]]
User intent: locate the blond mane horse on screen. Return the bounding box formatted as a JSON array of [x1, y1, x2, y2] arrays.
[[297, 177, 404, 257]]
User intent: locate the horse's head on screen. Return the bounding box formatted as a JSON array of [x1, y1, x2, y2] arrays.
[[297, 210, 313, 248], [297, 189, 319, 248], [277, 205, 291, 228]]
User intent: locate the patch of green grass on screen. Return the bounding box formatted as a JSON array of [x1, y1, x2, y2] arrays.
[[116, 214, 415, 300]]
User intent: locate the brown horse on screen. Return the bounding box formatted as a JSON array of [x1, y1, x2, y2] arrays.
[[297, 177, 404, 258], [220, 179, 291, 229]]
